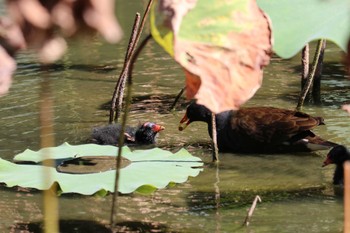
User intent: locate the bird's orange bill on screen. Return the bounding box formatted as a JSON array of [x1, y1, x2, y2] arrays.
[[152, 124, 165, 132], [322, 156, 333, 167], [178, 114, 190, 131]]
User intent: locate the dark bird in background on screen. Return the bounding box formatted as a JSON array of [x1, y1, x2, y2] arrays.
[[322, 145, 350, 185], [91, 122, 165, 146], [178, 102, 338, 153]]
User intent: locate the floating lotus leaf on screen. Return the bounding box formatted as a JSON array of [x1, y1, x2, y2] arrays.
[[0, 143, 203, 195]]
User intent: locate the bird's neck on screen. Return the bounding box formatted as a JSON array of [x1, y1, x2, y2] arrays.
[[334, 164, 344, 185]]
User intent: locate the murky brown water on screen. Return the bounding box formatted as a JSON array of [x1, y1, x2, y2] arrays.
[[0, 1, 350, 232]]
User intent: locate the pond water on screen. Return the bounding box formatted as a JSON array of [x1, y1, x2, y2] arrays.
[[1, 1, 350, 232]]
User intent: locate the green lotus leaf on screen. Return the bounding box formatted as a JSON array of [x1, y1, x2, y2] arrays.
[[0, 143, 203, 195], [13, 142, 132, 163], [258, 0, 350, 58]]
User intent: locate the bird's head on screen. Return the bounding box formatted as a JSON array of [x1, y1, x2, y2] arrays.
[[322, 145, 350, 167], [178, 102, 211, 131], [135, 122, 165, 144]]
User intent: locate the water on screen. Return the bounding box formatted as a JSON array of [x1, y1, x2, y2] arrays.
[[0, 1, 349, 232]]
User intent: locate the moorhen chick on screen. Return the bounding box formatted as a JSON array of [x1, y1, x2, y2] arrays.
[[91, 122, 165, 146], [178, 102, 338, 153], [322, 145, 350, 185]]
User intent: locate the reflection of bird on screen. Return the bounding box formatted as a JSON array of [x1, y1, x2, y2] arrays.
[[178, 102, 337, 153], [322, 145, 350, 185], [91, 122, 165, 146]]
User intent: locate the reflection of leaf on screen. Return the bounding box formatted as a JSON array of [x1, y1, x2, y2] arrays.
[[151, 0, 272, 113], [0, 143, 203, 195], [258, 0, 350, 58]]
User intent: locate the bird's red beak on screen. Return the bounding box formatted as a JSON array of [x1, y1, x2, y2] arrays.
[[178, 113, 191, 131], [152, 124, 165, 132], [322, 156, 333, 167]]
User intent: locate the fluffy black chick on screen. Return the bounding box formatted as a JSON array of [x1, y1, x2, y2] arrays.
[[91, 122, 164, 146]]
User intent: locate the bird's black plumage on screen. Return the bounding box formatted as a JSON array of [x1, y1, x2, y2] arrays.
[[179, 102, 337, 153], [322, 145, 350, 185], [91, 122, 164, 146]]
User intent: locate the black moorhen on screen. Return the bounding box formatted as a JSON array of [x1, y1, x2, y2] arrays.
[[322, 145, 350, 185], [91, 122, 165, 146], [178, 102, 338, 153]]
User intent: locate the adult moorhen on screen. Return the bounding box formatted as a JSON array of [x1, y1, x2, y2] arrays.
[[178, 102, 338, 153], [91, 122, 165, 146], [322, 145, 350, 185]]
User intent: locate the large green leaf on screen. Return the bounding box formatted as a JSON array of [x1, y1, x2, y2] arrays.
[[0, 143, 203, 195], [258, 0, 350, 58], [151, 0, 272, 113]]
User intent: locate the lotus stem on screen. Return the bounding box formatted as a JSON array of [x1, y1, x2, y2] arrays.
[[170, 86, 186, 111], [296, 39, 326, 110], [301, 44, 309, 88], [211, 113, 219, 162], [109, 15, 141, 124], [40, 66, 59, 233], [243, 195, 262, 226], [110, 0, 154, 228], [344, 162, 350, 233]]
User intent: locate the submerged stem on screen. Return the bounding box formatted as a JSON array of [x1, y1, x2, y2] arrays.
[[243, 195, 262, 226]]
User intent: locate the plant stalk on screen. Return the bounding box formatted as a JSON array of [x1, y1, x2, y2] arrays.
[[243, 195, 262, 226], [109, 15, 141, 124], [296, 39, 326, 110], [344, 162, 350, 233], [110, 0, 154, 228], [40, 66, 59, 233], [211, 113, 219, 162], [301, 44, 309, 89], [170, 86, 186, 111]]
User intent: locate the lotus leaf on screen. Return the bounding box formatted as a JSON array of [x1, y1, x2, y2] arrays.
[[0, 143, 203, 195]]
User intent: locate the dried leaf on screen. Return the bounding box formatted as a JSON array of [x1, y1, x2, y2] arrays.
[[0, 17, 26, 54], [38, 36, 67, 63], [4, 0, 123, 60], [342, 105, 350, 116], [0, 46, 16, 96], [15, 0, 51, 29], [0, 0, 124, 95], [84, 0, 123, 43], [152, 0, 272, 113], [184, 69, 201, 100]]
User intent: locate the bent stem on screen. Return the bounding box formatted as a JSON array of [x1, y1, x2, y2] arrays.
[[243, 195, 262, 226]]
